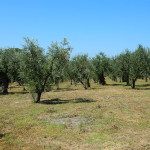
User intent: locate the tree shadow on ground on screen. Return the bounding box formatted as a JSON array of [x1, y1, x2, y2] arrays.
[[128, 87, 150, 90], [52, 87, 103, 91], [133, 88, 150, 90], [40, 98, 95, 105], [0, 91, 28, 95], [8, 92, 28, 94], [127, 84, 150, 90], [0, 133, 5, 139], [52, 88, 78, 92], [88, 87, 102, 90], [106, 83, 126, 86], [136, 84, 150, 87]]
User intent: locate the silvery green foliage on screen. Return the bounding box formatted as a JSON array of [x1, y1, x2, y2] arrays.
[[111, 50, 131, 84], [129, 45, 150, 88], [92, 52, 109, 85], [0, 48, 22, 94], [71, 54, 91, 89], [21, 38, 48, 92], [21, 37, 72, 102], [0, 48, 22, 82], [48, 38, 72, 88], [109, 56, 118, 82]]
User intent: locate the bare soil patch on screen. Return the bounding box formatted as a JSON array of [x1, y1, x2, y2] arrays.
[[50, 117, 89, 128]]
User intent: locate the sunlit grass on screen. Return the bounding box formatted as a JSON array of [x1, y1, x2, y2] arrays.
[[0, 79, 150, 149]]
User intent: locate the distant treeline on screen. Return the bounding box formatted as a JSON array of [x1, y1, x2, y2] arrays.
[[0, 37, 150, 102]]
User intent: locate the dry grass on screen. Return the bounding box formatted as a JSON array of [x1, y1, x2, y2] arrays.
[[0, 79, 150, 150]]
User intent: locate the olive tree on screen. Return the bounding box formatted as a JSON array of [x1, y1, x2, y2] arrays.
[[115, 50, 131, 85], [108, 57, 118, 82], [129, 45, 149, 88], [48, 38, 72, 89], [71, 54, 92, 89], [65, 60, 74, 85], [92, 52, 109, 85], [21, 37, 72, 103], [0, 48, 22, 94], [140, 47, 150, 82]]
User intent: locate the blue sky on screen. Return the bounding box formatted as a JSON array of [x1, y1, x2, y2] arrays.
[[0, 0, 150, 57]]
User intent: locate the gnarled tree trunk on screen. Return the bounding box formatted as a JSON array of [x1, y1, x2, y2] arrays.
[[35, 91, 42, 103], [131, 79, 136, 89], [145, 74, 148, 82], [80, 81, 87, 89], [99, 73, 106, 85], [87, 78, 90, 87], [126, 77, 129, 86], [0, 72, 9, 94], [70, 79, 73, 85]]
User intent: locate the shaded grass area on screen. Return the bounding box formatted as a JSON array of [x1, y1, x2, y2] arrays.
[[0, 79, 150, 149], [40, 98, 95, 105]]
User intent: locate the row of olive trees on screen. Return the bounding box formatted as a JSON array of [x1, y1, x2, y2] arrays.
[[0, 38, 72, 103], [109, 45, 150, 88], [66, 53, 109, 89], [66, 45, 150, 89], [1, 38, 150, 102]]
